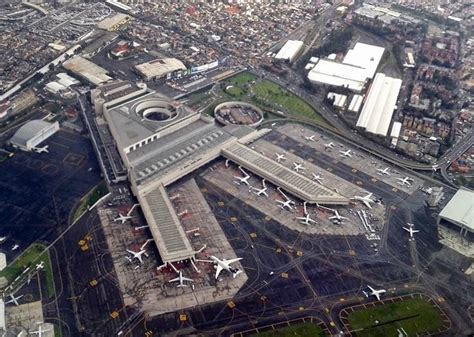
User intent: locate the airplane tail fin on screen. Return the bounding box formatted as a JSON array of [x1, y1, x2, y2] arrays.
[[232, 270, 242, 278], [362, 290, 368, 298]]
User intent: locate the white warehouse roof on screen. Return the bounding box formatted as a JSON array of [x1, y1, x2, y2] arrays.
[[390, 121, 402, 138], [356, 73, 402, 136], [348, 94, 364, 113], [439, 188, 474, 231], [274, 40, 304, 62], [308, 59, 368, 92], [343, 43, 385, 80]]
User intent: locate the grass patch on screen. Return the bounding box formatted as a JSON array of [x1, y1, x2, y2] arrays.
[[224, 85, 246, 97], [0, 243, 55, 298], [252, 322, 325, 337], [73, 182, 108, 221], [227, 72, 257, 86], [54, 325, 62, 337], [348, 298, 443, 337], [252, 80, 328, 126]]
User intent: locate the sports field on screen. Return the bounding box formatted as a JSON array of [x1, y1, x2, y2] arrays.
[[252, 322, 325, 337], [348, 298, 443, 337]]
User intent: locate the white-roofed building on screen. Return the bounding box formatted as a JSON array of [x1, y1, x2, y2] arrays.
[[56, 73, 80, 87], [45, 82, 67, 95], [348, 94, 364, 113], [307, 42, 384, 93], [135, 58, 186, 80], [356, 73, 402, 136], [327, 92, 347, 109], [343, 43, 385, 79], [308, 59, 369, 92], [438, 188, 474, 257], [9, 120, 59, 151], [390, 121, 402, 146], [274, 40, 304, 63]]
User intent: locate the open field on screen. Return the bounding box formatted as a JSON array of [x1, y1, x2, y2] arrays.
[[251, 322, 325, 337], [220, 72, 329, 127], [0, 243, 55, 297], [347, 298, 443, 337]]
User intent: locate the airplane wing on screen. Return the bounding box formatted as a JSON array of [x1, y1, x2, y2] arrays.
[[137, 255, 144, 264], [367, 285, 375, 292], [224, 257, 242, 265], [374, 293, 381, 301], [363, 200, 372, 209], [168, 277, 180, 283], [215, 265, 223, 279], [181, 276, 193, 282], [126, 249, 135, 255]]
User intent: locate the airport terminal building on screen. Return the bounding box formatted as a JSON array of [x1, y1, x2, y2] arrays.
[[91, 81, 348, 264], [437, 188, 474, 258]]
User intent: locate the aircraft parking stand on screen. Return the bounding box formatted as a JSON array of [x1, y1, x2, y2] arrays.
[[98, 179, 246, 317], [275, 123, 424, 195], [203, 161, 385, 237]]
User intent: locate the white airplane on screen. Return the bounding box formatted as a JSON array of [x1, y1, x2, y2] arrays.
[[5, 294, 23, 306], [277, 199, 295, 211], [377, 167, 390, 176], [126, 249, 147, 264], [403, 223, 419, 238], [0, 236, 7, 244], [114, 214, 133, 224], [328, 210, 348, 222], [363, 285, 386, 301], [325, 142, 335, 149], [11, 244, 19, 251], [250, 179, 268, 197], [30, 323, 51, 337], [311, 173, 323, 184], [33, 145, 49, 154], [339, 149, 353, 158], [36, 261, 45, 270], [292, 162, 305, 173], [304, 135, 316, 141], [208, 256, 243, 279], [296, 213, 317, 225], [397, 177, 412, 186], [275, 153, 286, 163], [169, 271, 193, 288], [234, 166, 251, 186], [351, 192, 375, 209]]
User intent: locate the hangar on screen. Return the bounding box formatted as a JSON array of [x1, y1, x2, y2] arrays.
[[9, 120, 59, 151], [437, 188, 474, 257]]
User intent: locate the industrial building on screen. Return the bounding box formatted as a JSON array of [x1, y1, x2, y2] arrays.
[[97, 13, 131, 31], [94, 81, 348, 264], [134, 58, 186, 80], [307, 42, 385, 93], [9, 120, 59, 151], [274, 40, 304, 63], [356, 73, 402, 137], [63, 56, 112, 86], [437, 188, 474, 258]]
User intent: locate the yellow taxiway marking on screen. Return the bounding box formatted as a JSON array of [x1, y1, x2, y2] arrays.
[[230, 217, 238, 222], [371, 178, 378, 182], [227, 301, 236, 309], [250, 232, 257, 238], [299, 307, 305, 311], [352, 168, 358, 173], [281, 272, 289, 279], [356, 181, 363, 185], [110, 311, 119, 319], [392, 187, 398, 192], [265, 215, 272, 221], [179, 314, 187, 322], [260, 296, 267, 302], [297, 251, 303, 257], [89, 279, 98, 287], [276, 248, 282, 253], [218, 201, 225, 207]]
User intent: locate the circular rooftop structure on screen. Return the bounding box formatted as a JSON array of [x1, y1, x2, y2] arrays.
[[132, 97, 179, 123], [214, 101, 263, 127]]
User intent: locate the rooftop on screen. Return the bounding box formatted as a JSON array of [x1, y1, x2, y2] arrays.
[[356, 73, 402, 137], [439, 188, 474, 231], [222, 142, 349, 205], [62, 56, 112, 85], [135, 58, 186, 79], [274, 40, 304, 62], [10, 120, 57, 148]]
